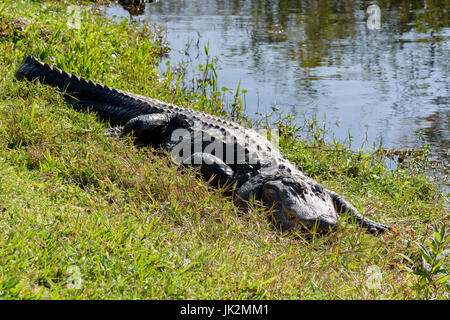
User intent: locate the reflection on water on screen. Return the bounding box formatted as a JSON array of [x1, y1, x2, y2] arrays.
[[102, 0, 449, 173]]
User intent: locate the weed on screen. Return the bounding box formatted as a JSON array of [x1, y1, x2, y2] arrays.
[[399, 223, 449, 299]]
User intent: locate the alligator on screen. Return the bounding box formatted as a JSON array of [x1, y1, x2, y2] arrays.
[[15, 55, 391, 234]]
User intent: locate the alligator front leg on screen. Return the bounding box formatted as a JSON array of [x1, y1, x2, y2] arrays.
[[326, 189, 391, 234], [179, 153, 237, 188]]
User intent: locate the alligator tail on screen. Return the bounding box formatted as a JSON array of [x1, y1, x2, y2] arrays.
[[15, 55, 153, 124], [327, 188, 392, 234]]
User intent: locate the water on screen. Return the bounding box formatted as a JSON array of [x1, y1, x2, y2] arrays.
[[100, 0, 449, 177]]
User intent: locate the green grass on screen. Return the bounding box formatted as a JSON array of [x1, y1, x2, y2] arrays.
[[0, 0, 448, 299]]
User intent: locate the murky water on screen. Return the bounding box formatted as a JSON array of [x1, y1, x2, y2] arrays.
[[101, 0, 449, 174]]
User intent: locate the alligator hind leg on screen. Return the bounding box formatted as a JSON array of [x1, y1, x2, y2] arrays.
[[118, 113, 173, 145], [179, 153, 236, 188]]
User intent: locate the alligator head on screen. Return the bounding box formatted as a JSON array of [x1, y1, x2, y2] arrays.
[[261, 178, 338, 231], [236, 171, 390, 234], [236, 173, 339, 232]]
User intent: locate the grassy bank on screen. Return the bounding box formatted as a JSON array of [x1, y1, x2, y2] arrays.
[[0, 0, 448, 299]]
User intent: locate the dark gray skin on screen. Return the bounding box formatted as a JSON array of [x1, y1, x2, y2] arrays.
[[15, 55, 391, 234]]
